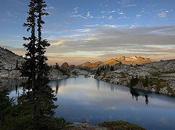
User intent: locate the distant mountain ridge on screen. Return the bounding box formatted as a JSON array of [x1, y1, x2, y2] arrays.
[[78, 61, 103, 69], [79, 61, 103, 69], [102, 56, 151, 66], [78, 56, 152, 69]]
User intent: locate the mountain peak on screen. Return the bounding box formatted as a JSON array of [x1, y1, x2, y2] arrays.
[[104, 56, 151, 66], [78, 56, 152, 69]]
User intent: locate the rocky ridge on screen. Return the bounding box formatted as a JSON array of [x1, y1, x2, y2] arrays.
[[0, 47, 75, 80], [95, 59, 175, 96], [78, 56, 151, 70], [0, 47, 23, 69], [0, 47, 24, 79], [78, 61, 103, 70]]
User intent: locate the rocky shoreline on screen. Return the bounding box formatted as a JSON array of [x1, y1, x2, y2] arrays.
[[94, 59, 175, 96], [1, 46, 175, 97], [64, 121, 146, 130]]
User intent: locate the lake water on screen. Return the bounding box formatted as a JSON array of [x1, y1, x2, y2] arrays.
[[10, 76, 175, 130]]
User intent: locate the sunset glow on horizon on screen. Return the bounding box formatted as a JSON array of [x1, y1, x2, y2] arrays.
[[0, 0, 175, 64]]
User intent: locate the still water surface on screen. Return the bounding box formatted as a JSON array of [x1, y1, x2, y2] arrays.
[[10, 76, 175, 130]]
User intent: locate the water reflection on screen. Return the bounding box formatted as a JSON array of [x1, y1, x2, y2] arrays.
[[52, 76, 175, 130], [145, 95, 149, 105], [130, 88, 149, 105], [95, 78, 149, 105], [8, 76, 175, 130], [55, 80, 60, 94], [0, 79, 23, 91], [96, 80, 100, 90]]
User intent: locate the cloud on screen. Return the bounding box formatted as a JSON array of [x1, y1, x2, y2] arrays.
[[71, 14, 88, 19], [51, 40, 66, 46], [8, 25, 175, 64], [47, 6, 55, 10], [71, 8, 117, 20], [136, 14, 142, 18], [71, 11, 94, 19], [47, 25, 175, 61], [73, 7, 79, 14], [86, 11, 94, 18], [158, 10, 169, 18], [108, 15, 113, 20], [71, 7, 89, 19], [118, 11, 125, 15], [47, 6, 56, 14], [71, 7, 94, 19]]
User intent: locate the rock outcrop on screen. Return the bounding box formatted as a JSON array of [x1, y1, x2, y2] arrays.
[[0, 47, 24, 79], [50, 62, 78, 80], [95, 59, 175, 96], [0, 46, 23, 70]]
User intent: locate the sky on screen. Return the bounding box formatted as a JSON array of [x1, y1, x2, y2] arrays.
[[0, 0, 175, 64]]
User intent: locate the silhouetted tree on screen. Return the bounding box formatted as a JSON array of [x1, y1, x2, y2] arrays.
[[0, 90, 13, 127], [21, 0, 56, 129], [129, 76, 139, 87], [20, 1, 38, 129], [55, 63, 60, 70], [15, 60, 19, 69], [22, 0, 37, 90], [143, 76, 149, 87], [35, 1, 56, 129], [110, 66, 114, 71]]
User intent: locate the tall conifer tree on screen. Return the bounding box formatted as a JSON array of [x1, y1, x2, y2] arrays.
[[22, 0, 37, 91], [21, 0, 56, 129]]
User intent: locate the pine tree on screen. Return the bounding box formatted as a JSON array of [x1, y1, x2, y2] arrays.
[[55, 63, 60, 70], [22, 0, 37, 90], [34, 0, 56, 128], [21, 0, 57, 129], [21, 1, 38, 127], [0, 90, 13, 127]]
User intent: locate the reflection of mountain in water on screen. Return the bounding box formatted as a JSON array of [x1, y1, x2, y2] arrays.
[[51, 77, 150, 105], [7, 77, 150, 105], [7, 76, 175, 130]]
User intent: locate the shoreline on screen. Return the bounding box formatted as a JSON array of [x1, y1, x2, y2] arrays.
[[63, 121, 146, 130], [94, 75, 175, 97], [1, 73, 175, 97], [94, 60, 175, 97], [1, 75, 174, 130]]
